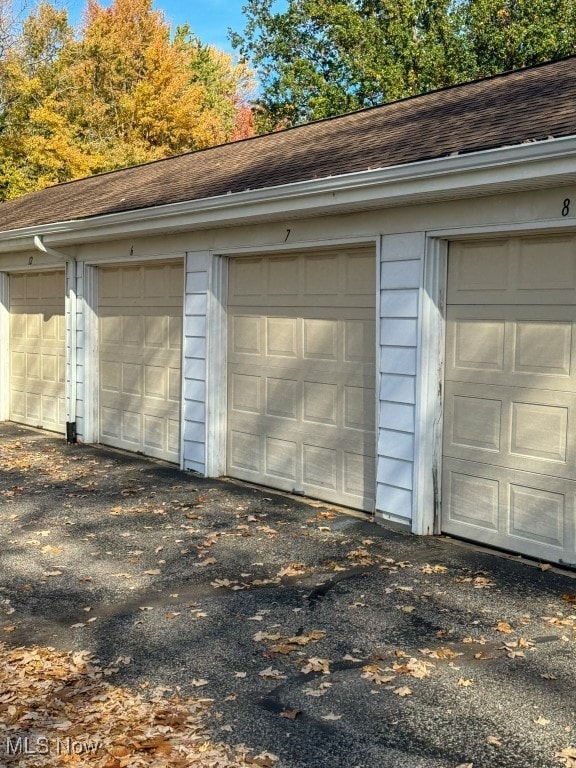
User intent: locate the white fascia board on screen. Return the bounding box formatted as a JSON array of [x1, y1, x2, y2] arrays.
[[2, 136, 576, 253]]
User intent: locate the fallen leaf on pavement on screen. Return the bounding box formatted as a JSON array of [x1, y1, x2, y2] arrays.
[[277, 563, 307, 577], [458, 678, 474, 687], [321, 713, 342, 720], [259, 667, 286, 681], [534, 716, 550, 726], [198, 557, 218, 567], [393, 686, 412, 696], [302, 657, 331, 674], [556, 747, 576, 767], [280, 709, 301, 720]]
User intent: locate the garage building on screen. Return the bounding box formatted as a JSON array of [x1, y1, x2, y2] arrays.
[[1, 57, 576, 567]]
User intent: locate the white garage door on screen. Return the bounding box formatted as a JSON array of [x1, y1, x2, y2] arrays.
[[442, 236, 576, 566], [227, 250, 376, 511], [98, 262, 183, 462], [9, 270, 65, 432]]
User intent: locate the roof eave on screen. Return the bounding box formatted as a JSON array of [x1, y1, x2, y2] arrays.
[[2, 136, 576, 253]]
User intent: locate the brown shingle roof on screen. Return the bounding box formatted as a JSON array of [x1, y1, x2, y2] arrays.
[[2, 57, 576, 233]]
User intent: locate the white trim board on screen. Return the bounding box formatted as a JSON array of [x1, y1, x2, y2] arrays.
[[0, 273, 10, 421]]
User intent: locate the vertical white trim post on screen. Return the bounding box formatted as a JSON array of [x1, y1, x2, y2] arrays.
[[413, 237, 447, 535], [0, 273, 9, 421], [65, 260, 77, 427], [205, 253, 228, 477], [81, 265, 99, 443]]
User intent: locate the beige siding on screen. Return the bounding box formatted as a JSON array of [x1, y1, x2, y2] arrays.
[[227, 250, 376, 510], [9, 270, 65, 432]]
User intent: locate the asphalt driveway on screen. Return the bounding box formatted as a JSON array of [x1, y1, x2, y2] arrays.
[[0, 423, 575, 768]]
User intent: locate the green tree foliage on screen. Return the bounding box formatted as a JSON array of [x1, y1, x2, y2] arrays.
[[464, 0, 576, 76], [231, 0, 576, 127], [0, 0, 255, 199]]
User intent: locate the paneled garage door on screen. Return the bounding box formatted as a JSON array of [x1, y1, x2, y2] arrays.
[[227, 250, 376, 511], [9, 270, 65, 432], [442, 236, 576, 566], [98, 262, 183, 462]]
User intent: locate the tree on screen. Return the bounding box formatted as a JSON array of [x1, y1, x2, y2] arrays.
[[231, 0, 576, 127], [463, 0, 576, 76], [231, 0, 470, 127], [0, 3, 92, 198], [0, 0, 255, 199]]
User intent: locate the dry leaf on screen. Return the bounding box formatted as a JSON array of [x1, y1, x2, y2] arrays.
[[259, 667, 286, 681], [487, 736, 502, 747], [302, 657, 331, 674], [429, 647, 462, 660], [280, 709, 301, 720], [556, 747, 576, 767], [191, 678, 209, 687], [321, 712, 342, 720], [495, 621, 513, 634], [458, 678, 474, 687], [277, 563, 307, 577], [361, 664, 395, 685], [534, 716, 550, 726], [393, 686, 412, 696]]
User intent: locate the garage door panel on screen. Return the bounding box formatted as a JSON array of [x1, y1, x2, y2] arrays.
[[9, 270, 65, 433], [266, 436, 298, 481], [302, 318, 336, 360], [443, 458, 575, 562], [98, 262, 183, 462], [447, 307, 576, 391], [303, 444, 337, 489], [229, 430, 262, 474], [268, 256, 299, 295], [449, 237, 576, 304], [267, 317, 299, 357], [267, 378, 298, 420], [444, 381, 576, 478], [42, 354, 58, 383], [231, 373, 261, 414], [443, 235, 576, 565], [228, 253, 376, 511], [302, 381, 337, 426]]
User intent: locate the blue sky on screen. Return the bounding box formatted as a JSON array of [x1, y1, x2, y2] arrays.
[[153, 0, 248, 52]]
